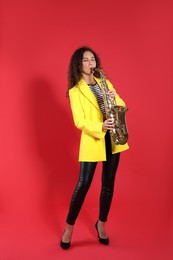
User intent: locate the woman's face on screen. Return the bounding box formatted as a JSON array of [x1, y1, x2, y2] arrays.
[[81, 51, 96, 75]]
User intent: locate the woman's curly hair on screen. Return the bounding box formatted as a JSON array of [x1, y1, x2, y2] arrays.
[[66, 46, 102, 96]]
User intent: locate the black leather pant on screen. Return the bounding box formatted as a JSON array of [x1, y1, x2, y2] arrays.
[[66, 131, 120, 225]]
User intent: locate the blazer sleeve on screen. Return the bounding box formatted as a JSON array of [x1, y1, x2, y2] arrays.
[[69, 87, 106, 140]]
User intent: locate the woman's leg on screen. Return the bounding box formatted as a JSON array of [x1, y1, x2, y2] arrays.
[[98, 132, 120, 238], [99, 152, 120, 222], [66, 161, 97, 225], [61, 162, 97, 245]]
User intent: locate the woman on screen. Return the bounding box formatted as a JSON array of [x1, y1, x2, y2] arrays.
[[60, 46, 129, 249]]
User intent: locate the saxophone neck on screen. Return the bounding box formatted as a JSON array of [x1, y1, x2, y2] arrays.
[[91, 67, 106, 81]]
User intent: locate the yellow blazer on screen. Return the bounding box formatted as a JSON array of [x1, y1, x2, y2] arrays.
[[69, 77, 129, 162]]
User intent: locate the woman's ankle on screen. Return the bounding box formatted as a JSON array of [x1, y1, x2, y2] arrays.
[[61, 224, 74, 243], [97, 220, 107, 238]]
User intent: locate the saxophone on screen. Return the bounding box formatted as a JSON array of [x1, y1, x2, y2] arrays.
[[92, 68, 129, 145]]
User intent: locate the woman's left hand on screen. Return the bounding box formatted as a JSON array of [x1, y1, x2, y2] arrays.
[[107, 90, 116, 99]]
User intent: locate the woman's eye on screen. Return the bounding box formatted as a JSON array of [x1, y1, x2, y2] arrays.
[[83, 58, 95, 62]]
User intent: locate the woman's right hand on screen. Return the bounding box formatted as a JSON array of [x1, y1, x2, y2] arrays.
[[102, 118, 114, 131]]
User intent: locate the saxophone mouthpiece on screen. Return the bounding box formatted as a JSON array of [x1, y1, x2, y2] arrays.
[[90, 67, 96, 73]]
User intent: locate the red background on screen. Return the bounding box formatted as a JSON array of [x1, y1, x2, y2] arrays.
[[0, 0, 173, 259]]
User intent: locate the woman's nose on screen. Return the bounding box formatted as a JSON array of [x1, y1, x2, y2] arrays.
[[89, 60, 94, 66]]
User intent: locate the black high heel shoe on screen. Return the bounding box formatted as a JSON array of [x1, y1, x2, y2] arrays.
[[60, 240, 71, 250], [60, 230, 71, 250], [95, 221, 109, 245]]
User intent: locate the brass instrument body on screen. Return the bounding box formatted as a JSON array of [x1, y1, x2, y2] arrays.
[[93, 68, 128, 145]]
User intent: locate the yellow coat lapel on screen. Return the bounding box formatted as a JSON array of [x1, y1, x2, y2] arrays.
[[77, 78, 101, 112]]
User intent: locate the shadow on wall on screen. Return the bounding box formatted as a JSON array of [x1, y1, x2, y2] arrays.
[[28, 78, 79, 229]]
